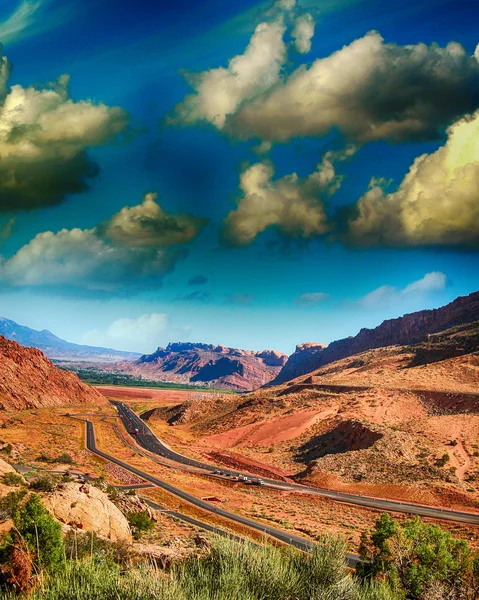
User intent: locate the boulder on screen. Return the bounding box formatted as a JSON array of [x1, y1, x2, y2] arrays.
[[43, 482, 132, 543]]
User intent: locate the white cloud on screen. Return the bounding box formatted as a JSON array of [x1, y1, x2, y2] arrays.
[[0, 48, 128, 211], [291, 13, 315, 53], [0, 194, 204, 290], [361, 272, 447, 308], [0, 1, 42, 44], [346, 110, 479, 247], [223, 147, 354, 245], [274, 0, 296, 10], [102, 192, 207, 247], [295, 292, 329, 306], [227, 32, 479, 143], [82, 314, 169, 354], [173, 17, 287, 128], [403, 272, 447, 294], [0, 1, 75, 45]]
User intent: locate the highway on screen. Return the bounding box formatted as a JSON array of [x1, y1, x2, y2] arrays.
[[113, 401, 479, 526], [84, 418, 359, 566]]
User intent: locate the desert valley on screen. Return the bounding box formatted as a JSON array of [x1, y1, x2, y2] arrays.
[[0, 290, 478, 597], [1, 0, 478, 596]]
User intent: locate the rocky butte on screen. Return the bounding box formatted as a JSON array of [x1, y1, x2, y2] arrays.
[[113, 342, 288, 391]]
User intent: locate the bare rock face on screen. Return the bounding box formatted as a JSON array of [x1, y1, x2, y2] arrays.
[[272, 291, 479, 385], [44, 482, 132, 543], [113, 342, 288, 391], [0, 335, 105, 411]]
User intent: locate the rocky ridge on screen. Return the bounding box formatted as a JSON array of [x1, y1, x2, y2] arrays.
[[0, 335, 105, 410], [272, 290, 479, 385]]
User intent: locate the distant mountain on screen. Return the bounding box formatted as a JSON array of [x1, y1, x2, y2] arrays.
[[0, 335, 105, 410], [0, 317, 141, 362], [271, 290, 479, 385], [112, 342, 288, 391]]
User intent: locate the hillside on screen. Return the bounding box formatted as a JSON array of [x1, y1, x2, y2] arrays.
[[112, 342, 288, 391], [0, 317, 141, 362], [144, 317, 479, 510], [0, 335, 105, 410], [272, 290, 479, 385]]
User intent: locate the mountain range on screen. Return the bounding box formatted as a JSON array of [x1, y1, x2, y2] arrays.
[[0, 317, 141, 362]]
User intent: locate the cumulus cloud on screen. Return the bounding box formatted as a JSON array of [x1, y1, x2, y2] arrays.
[[361, 272, 447, 308], [82, 313, 170, 354], [102, 193, 207, 248], [0, 47, 128, 211], [223, 147, 354, 245], [291, 13, 315, 53], [172, 17, 287, 128], [295, 292, 329, 306], [346, 110, 479, 247], [227, 32, 479, 143], [0, 194, 205, 290]]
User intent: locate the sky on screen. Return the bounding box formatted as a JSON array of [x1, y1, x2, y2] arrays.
[[0, 0, 477, 355]]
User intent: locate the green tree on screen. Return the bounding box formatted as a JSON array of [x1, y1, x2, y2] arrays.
[[358, 514, 479, 599], [12, 494, 64, 572], [127, 511, 154, 539]]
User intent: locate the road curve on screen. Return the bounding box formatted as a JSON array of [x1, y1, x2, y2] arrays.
[[84, 419, 359, 567], [113, 401, 479, 526]]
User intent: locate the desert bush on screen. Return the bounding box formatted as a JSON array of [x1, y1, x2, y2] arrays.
[[2, 472, 24, 487], [358, 513, 479, 599], [0, 535, 396, 600], [0, 490, 27, 521], [55, 453, 75, 464], [29, 474, 60, 492], [12, 494, 65, 572], [436, 453, 450, 467], [127, 511, 155, 539]]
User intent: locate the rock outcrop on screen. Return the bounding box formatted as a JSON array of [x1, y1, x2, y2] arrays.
[[272, 290, 479, 385], [113, 342, 288, 391], [44, 482, 132, 542], [0, 336, 105, 410]]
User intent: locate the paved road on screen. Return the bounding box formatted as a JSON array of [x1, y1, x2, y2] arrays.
[[113, 401, 479, 526], [84, 419, 359, 566]]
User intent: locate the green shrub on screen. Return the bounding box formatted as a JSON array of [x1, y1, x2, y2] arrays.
[[3, 471, 24, 487], [0, 444, 12, 456], [29, 474, 60, 492], [358, 513, 479, 599], [127, 511, 154, 539], [0, 490, 27, 521], [436, 453, 450, 467], [56, 453, 75, 464], [6, 494, 65, 573], [0, 535, 394, 600]]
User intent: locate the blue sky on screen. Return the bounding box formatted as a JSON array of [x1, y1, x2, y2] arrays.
[[0, 0, 477, 354]]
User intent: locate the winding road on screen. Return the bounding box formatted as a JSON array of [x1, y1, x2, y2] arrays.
[[84, 418, 360, 566], [112, 401, 479, 526]]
